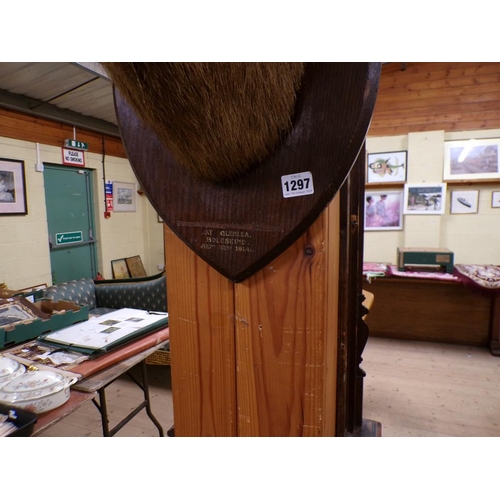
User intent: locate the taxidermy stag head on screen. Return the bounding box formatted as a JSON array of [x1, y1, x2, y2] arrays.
[[103, 62, 380, 281]]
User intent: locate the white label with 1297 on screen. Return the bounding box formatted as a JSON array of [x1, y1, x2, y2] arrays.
[[281, 171, 314, 198]]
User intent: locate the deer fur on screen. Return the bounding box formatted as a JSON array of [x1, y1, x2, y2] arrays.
[[102, 62, 305, 183]]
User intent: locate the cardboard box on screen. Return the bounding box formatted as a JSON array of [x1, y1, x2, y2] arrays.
[[0, 299, 89, 349]]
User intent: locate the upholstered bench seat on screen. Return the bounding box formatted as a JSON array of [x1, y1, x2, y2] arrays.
[[42, 272, 167, 316]]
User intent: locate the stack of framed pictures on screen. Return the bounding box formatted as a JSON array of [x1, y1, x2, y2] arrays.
[[111, 255, 148, 279]]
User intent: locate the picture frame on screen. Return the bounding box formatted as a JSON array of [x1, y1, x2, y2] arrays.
[[366, 150, 407, 184], [112, 181, 136, 212], [404, 183, 446, 215], [492, 191, 500, 208], [111, 258, 131, 279], [364, 189, 404, 231], [443, 138, 500, 181], [125, 255, 147, 278], [450, 190, 479, 214], [0, 158, 27, 215]]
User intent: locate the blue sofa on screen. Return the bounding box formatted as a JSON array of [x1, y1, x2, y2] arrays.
[[42, 272, 168, 316]]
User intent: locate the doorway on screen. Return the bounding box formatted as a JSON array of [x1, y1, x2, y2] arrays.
[[43, 164, 98, 284]]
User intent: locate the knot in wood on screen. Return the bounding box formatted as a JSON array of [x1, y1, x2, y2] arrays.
[[304, 245, 315, 257]]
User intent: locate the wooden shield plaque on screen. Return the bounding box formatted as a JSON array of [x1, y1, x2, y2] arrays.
[[113, 63, 381, 282]]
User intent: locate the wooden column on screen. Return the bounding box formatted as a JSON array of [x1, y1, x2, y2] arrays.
[[165, 194, 342, 436]]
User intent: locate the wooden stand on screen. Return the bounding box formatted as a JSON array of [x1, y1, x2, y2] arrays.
[[165, 153, 369, 437]]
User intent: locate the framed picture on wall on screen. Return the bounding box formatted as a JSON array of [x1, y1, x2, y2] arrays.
[[0, 158, 27, 215], [364, 189, 404, 231], [403, 183, 446, 215], [492, 191, 500, 208], [366, 150, 407, 184], [450, 190, 479, 214], [443, 138, 500, 181], [113, 181, 137, 212]]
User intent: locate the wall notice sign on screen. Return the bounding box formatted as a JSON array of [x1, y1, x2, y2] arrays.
[[62, 148, 85, 166], [105, 181, 113, 211], [55, 231, 83, 245]]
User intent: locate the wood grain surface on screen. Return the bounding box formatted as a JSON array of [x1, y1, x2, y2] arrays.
[[234, 198, 340, 436], [165, 225, 237, 437], [165, 196, 342, 436], [369, 62, 500, 136]]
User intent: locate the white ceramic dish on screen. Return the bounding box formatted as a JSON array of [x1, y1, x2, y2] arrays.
[[0, 367, 77, 414], [0, 356, 26, 386]]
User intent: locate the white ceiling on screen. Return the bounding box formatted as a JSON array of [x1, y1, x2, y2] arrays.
[[0, 62, 119, 137]]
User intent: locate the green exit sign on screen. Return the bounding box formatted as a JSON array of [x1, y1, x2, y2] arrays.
[[55, 231, 83, 245], [64, 139, 88, 150]]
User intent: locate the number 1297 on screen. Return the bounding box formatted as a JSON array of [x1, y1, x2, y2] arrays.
[[281, 172, 314, 198]]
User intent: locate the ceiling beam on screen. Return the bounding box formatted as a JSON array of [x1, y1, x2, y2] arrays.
[[0, 87, 121, 138]]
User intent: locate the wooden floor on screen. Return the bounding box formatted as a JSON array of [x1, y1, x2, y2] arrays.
[[362, 337, 500, 437], [36, 336, 500, 437]]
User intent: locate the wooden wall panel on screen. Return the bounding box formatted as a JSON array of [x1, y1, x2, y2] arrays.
[[0, 107, 126, 158], [368, 62, 500, 137]]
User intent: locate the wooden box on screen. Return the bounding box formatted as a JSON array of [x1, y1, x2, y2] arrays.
[[397, 247, 454, 273]]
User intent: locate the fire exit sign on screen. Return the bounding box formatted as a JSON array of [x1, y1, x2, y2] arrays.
[[55, 231, 83, 245], [64, 139, 88, 150]]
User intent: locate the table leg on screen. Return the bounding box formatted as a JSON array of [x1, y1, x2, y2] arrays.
[[139, 361, 165, 436], [90, 361, 165, 436]]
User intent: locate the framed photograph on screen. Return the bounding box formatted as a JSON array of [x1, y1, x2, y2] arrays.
[[113, 181, 136, 212], [444, 138, 500, 181], [125, 255, 147, 278], [450, 190, 479, 214], [364, 189, 404, 231], [111, 258, 131, 279], [404, 183, 446, 215], [366, 150, 407, 184], [492, 191, 500, 208], [0, 158, 27, 215]]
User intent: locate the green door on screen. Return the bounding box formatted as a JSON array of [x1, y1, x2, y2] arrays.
[[44, 164, 98, 284]]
